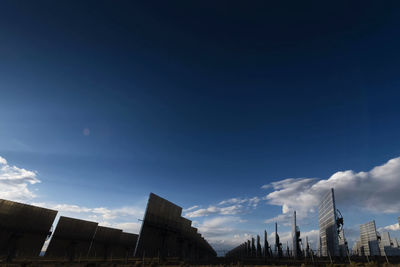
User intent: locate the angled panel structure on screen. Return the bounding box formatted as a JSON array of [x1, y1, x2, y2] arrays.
[[360, 220, 380, 256], [264, 230, 270, 258], [291, 211, 302, 259], [88, 226, 122, 260], [275, 223, 282, 257], [134, 193, 216, 261], [256, 235, 261, 257], [113, 232, 138, 259], [178, 217, 193, 259], [318, 189, 339, 257], [0, 199, 57, 261], [45, 216, 98, 260], [134, 193, 183, 258]]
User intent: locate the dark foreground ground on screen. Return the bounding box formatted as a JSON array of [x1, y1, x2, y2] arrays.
[[2, 256, 400, 267]]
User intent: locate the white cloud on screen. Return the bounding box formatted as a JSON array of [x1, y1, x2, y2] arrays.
[[33, 202, 145, 234], [264, 213, 291, 225], [0, 156, 7, 165], [185, 196, 261, 218], [41, 203, 92, 213], [219, 198, 248, 205], [0, 156, 40, 201], [183, 205, 199, 212], [0, 156, 144, 235], [196, 216, 253, 252], [185, 204, 245, 218], [260, 184, 272, 189], [263, 157, 400, 223], [113, 222, 142, 233], [379, 223, 400, 232]]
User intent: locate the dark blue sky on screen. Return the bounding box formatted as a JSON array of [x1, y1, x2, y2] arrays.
[[1, 1, 400, 249]]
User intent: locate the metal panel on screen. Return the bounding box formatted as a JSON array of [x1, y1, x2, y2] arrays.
[[318, 188, 339, 257], [292, 211, 297, 258], [88, 226, 122, 260], [134, 193, 183, 258], [134, 193, 216, 260], [0, 199, 57, 260], [45, 216, 98, 260], [292, 211, 302, 258], [360, 220, 380, 256], [275, 222, 282, 257], [113, 232, 138, 259]]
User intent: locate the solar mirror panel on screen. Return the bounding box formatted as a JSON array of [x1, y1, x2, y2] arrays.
[[0, 199, 57, 260], [181, 218, 192, 231], [88, 226, 122, 259], [178, 218, 192, 259], [145, 193, 182, 227], [318, 188, 339, 257], [113, 232, 138, 259], [134, 193, 216, 260], [135, 193, 183, 258], [45, 216, 98, 260]]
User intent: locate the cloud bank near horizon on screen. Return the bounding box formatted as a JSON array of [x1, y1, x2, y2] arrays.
[[0, 156, 40, 201], [184, 157, 400, 250], [32, 202, 145, 234], [263, 157, 400, 224], [0, 155, 144, 234], [2, 155, 400, 252]]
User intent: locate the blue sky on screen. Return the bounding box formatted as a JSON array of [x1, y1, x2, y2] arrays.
[[1, 1, 400, 253]]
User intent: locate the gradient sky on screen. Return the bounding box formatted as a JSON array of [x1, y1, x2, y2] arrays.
[[1, 1, 400, 253]]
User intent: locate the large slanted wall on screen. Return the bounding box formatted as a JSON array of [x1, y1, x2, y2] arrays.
[[134, 193, 183, 258], [113, 232, 138, 259], [0, 199, 57, 260], [45, 216, 98, 260], [134, 193, 216, 260], [88, 226, 122, 260]]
